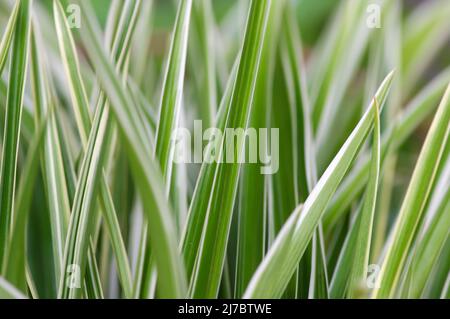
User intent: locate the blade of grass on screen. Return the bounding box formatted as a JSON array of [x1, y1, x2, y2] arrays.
[[243, 71, 394, 298], [33, 10, 105, 297], [75, 0, 187, 297], [53, 109, 77, 205], [328, 203, 361, 298], [309, 0, 373, 132], [3, 112, 49, 292], [0, 277, 27, 299], [323, 67, 450, 232], [408, 184, 450, 298], [271, 5, 318, 298], [129, 0, 153, 88], [234, 0, 283, 298], [347, 99, 381, 298], [282, 5, 329, 299], [26, 171, 56, 298], [0, 78, 35, 145], [189, 0, 272, 298], [373, 83, 450, 298], [422, 236, 450, 298], [154, 0, 192, 184], [441, 276, 450, 299], [54, 0, 140, 299], [268, 44, 299, 297], [134, 0, 192, 298], [52, 105, 104, 300], [25, 265, 38, 298], [0, 0, 20, 75], [313, 0, 389, 172], [30, 23, 70, 288], [371, 0, 401, 263], [0, 0, 32, 269], [99, 171, 133, 298], [190, 0, 217, 127], [53, 0, 92, 146], [83, 240, 104, 299], [58, 94, 114, 299], [104, 0, 124, 50], [404, 145, 450, 298], [401, 1, 450, 96], [180, 56, 239, 281]]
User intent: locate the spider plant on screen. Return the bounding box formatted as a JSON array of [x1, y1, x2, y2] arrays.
[[0, 0, 449, 299]]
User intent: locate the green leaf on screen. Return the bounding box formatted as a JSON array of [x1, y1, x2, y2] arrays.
[[347, 99, 381, 298], [243, 71, 394, 298], [58, 94, 114, 299], [30, 24, 70, 286], [53, 0, 92, 145], [129, 0, 153, 88], [310, 0, 386, 164], [0, 277, 27, 299], [3, 112, 49, 292], [189, 0, 272, 298], [234, 0, 284, 298], [0, 78, 35, 144], [54, 0, 139, 299], [374, 83, 450, 298], [402, 1, 450, 96], [323, 67, 450, 232], [281, 5, 329, 299], [33, 10, 104, 298], [99, 172, 133, 297], [180, 56, 239, 281], [154, 0, 192, 182], [423, 236, 450, 298], [0, 0, 20, 75], [407, 166, 450, 298], [190, 0, 217, 127], [329, 203, 361, 298], [134, 0, 192, 298], [0, 0, 32, 269], [75, 0, 187, 298]]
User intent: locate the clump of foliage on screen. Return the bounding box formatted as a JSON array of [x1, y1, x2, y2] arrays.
[[0, 0, 449, 299]]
